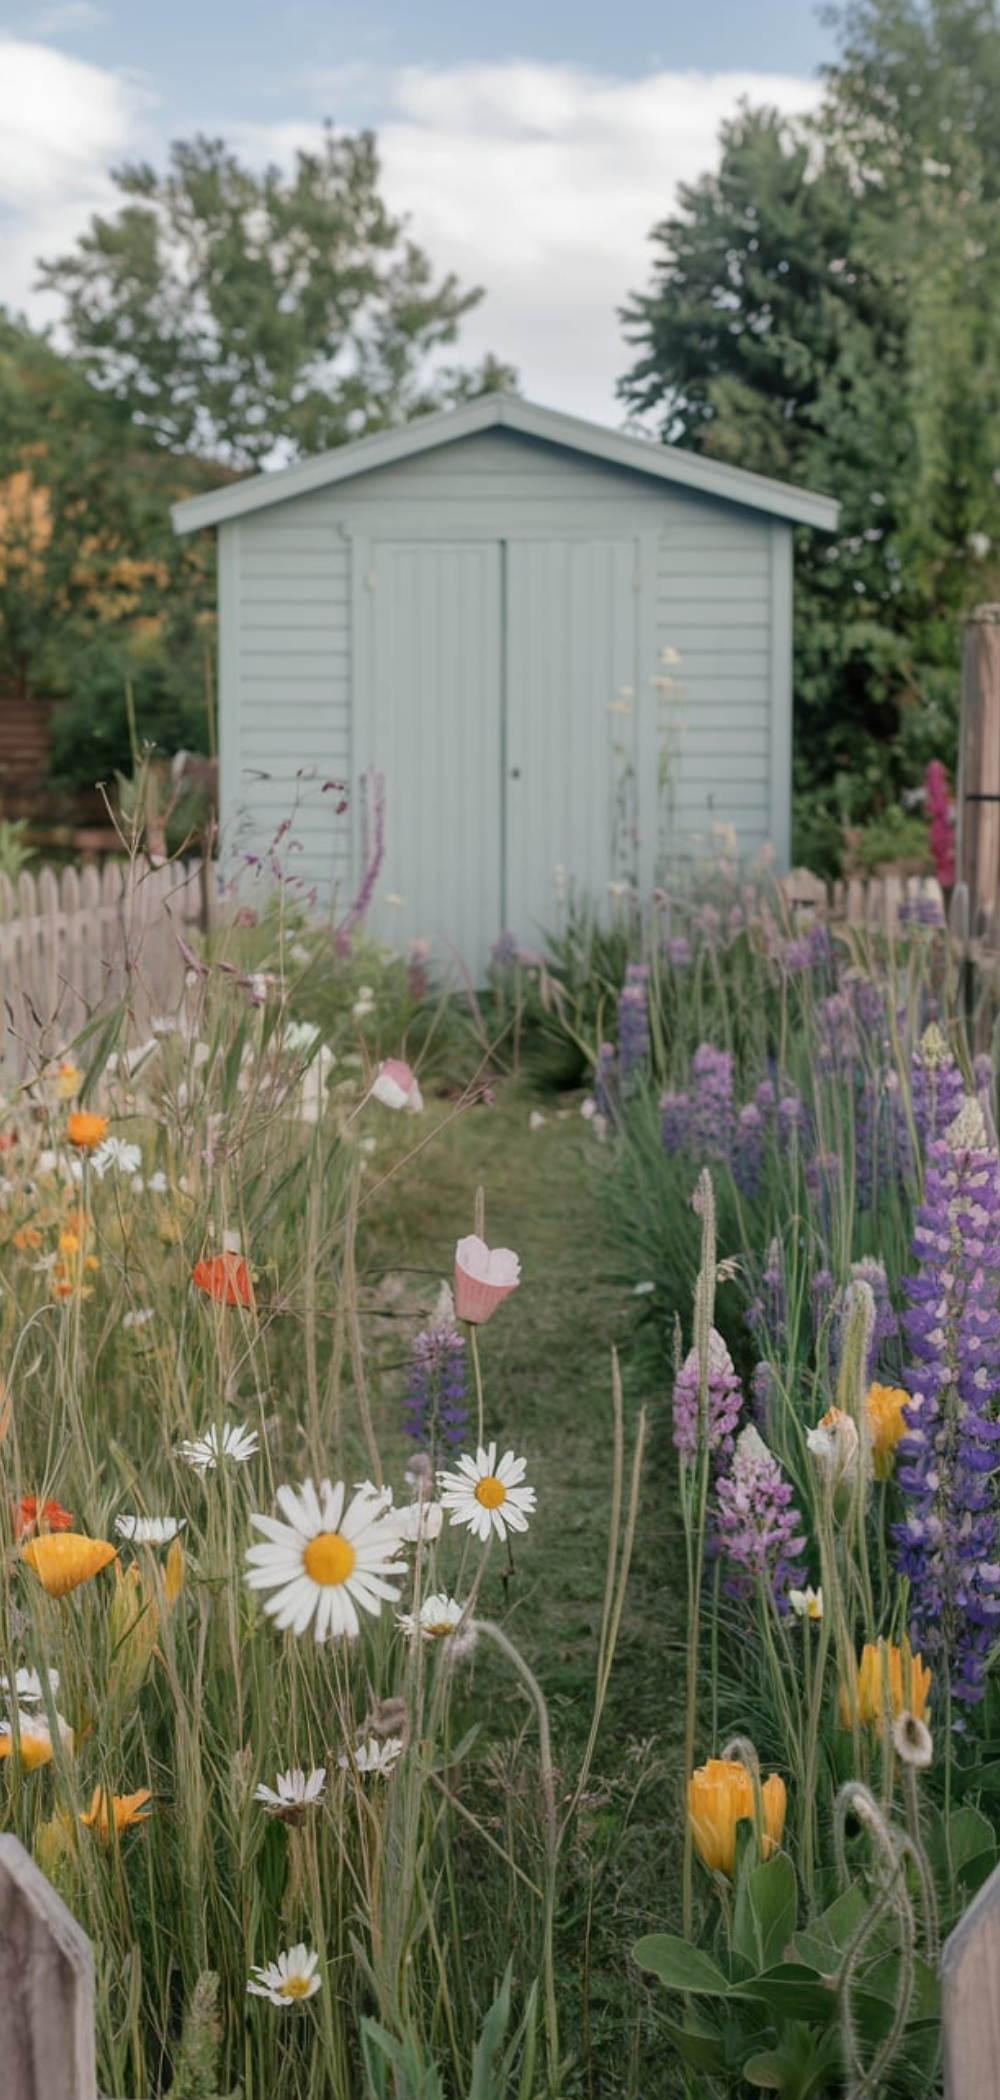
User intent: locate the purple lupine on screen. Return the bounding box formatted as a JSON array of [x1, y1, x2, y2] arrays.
[[593, 1042, 618, 1120], [777, 1092, 806, 1144], [714, 1425, 808, 1613], [810, 1267, 836, 1338], [784, 937, 812, 971], [909, 1024, 966, 1155], [660, 1089, 691, 1152], [850, 1256, 899, 1373], [746, 1237, 786, 1344], [618, 963, 651, 1083], [733, 1102, 767, 1198], [402, 1285, 469, 1457], [817, 993, 858, 1074], [846, 968, 886, 1037], [667, 934, 692, 967], [728, 905, 745, 937], [491, 928, 519, 967], [808, 921, 834, 970], [893, 1098, 1000, 1707], [750, 1360, 774, 1430], [672, 1330, 744, 1463], [689, 1043, 735, 1163]]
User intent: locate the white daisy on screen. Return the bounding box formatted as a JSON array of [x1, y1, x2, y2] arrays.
[[122, 1306, 155, 1331], [245, 1479, 404, 1641], [0, 1707, 74, 1766], [394, 1500, 444, 1545], [91, 1137, 143, 1178], [177, 1421, 259, 1471], [437, 1443, 536, 1544], [246, 1944, 322, 2006], [338, 1736, 404, 1775], [253, 1766, 327, 1817], [115, 1515, 186, 1545], [397, 1594, 466, 1643]]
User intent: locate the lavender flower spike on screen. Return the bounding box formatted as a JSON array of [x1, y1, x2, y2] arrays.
[[403, 1284, 469, 1458], [894, 1096, 1000, 1706], [714, 1424, 807, 1613], [672, 1329, 744, 1462]]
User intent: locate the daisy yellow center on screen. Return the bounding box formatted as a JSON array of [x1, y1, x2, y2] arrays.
[[474, 1475, 507, 1510], [303, 1531, 356, 1585], [278, 1974, 313, 2000], [427, 1619, 456, 1638]]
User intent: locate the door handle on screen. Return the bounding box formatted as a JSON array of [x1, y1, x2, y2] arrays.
[[510, 767, 521, 780]]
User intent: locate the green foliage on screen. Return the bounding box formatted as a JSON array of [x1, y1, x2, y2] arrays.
[[619, 0, 1000, 831], [38, 129, 516, 470]]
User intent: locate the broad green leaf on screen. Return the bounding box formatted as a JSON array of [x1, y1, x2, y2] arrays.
[[733, 1854, 798, 1973], [658, 2013, 731, 2076], [632, 1933, 730, 1996], [745, 2023, 844, 2100], [790, 1886, 868, 1973], [732, 1964, 837, 2023], [948, 1804, 997, 1872]]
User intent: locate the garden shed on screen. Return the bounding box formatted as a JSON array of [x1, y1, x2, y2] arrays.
[[172, 395, 838, 978]]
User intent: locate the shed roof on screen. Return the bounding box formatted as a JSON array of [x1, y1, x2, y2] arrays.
[[171, 393, 840, 536]]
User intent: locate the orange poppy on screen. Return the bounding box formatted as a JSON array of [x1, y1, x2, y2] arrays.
[[191, 1252, 254, 1308], [66, 1111, 109, 1150], [13, 1494, 74, 1541], [21, 1533, 117, 1596]]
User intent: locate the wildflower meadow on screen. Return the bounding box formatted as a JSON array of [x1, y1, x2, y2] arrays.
[[2, 854, 999, 2098]]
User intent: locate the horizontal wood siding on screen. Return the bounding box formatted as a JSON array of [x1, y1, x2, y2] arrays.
[[656, 517, 777, 859], [224, 515, 352, 899]]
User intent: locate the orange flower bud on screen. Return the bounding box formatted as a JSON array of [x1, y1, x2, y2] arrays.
[[840, 1637, 931, 1729], [688, 1757, 786, 1876]]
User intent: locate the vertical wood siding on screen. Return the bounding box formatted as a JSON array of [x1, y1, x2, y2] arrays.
[[216, 429, 790, 971]]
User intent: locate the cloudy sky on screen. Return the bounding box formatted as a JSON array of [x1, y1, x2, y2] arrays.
[[0, 1, 836, 425]]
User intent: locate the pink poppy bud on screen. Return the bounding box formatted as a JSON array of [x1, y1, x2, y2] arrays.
[[454, 1234, 520, 1324], [370, 1059, 423, 1113]]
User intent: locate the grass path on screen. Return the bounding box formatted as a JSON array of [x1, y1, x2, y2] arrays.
[[360, 1077, 688, 2093]]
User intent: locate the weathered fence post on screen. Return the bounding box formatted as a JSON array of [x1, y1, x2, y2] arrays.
[[957, 603, 1000, 947], [0, 1832, 97, 2099], [942, 1857, 1000, 2095]]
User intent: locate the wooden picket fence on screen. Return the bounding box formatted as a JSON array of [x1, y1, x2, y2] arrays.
[[780, 865, 946, 936], [0, 1826, 995, 2099], [0, 859, 209, 1077]]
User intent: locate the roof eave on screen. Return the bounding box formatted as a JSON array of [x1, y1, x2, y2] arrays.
[[170, 392, 839, 536]]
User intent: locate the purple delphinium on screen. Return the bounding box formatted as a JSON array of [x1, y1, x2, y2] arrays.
[[402, 1285, 469, 1457], [733, 1103, 766, 1198], [672, 1330, 744, 1463], [491, 928, 519, 967], [909, 1023, 966, 1155], [618, 963, 651, 1083], [714, 1424, 808, 1613], [689, 1043, 735, 1162], [593, 1042, 618, 1120], [660, 1089, 691, 1152], [893, 1098, 1000, 1707]]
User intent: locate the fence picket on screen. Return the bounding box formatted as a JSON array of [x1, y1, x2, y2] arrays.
[[0, 859, 209, 1075]]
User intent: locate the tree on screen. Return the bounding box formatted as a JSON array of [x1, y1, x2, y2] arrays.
[[618, 3, 1000, 865], [38, 128, 515, 470]]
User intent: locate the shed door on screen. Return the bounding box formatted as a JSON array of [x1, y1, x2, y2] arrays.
[[504, 538, 639, 946], [366, 540, 502, 968]]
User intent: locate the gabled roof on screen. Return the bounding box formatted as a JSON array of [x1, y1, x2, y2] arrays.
[[171, 392, 840, 535]]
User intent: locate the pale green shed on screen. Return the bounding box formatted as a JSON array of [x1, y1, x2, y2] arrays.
[[172, 395, 838, 977]]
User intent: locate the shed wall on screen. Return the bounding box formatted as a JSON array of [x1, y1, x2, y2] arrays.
[[217, 427, 791, 953]]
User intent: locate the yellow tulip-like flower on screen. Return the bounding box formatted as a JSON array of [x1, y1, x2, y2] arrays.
[[66, 1111, 109, 1150], [688, 1758, 787, 1876], [0, 1714, 71, 1770], [865, 1384, 910, 1480], [21, 1532, 117, 1597], [840, 1638, 931, 1729], [79, 1786, 152, 1839]]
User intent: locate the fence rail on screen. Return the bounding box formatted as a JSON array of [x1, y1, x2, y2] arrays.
[[0, 859, 208, 1076]]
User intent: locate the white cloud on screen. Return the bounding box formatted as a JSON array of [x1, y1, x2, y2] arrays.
[[372, 63, 824, 421], [1, 47, 821, 425], [0, 37, 148, 319]]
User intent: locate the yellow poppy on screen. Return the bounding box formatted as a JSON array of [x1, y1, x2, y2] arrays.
[[865, 1385, 911, 1479], [840, 1637, 931, 1728]]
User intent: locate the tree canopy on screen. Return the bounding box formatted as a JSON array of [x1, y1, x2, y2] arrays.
[[38, 127, 514, 471], [619, 0, 1000, 864]]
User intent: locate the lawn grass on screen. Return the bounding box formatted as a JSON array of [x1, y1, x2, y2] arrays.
[[358, 1077, 688, 2095]]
